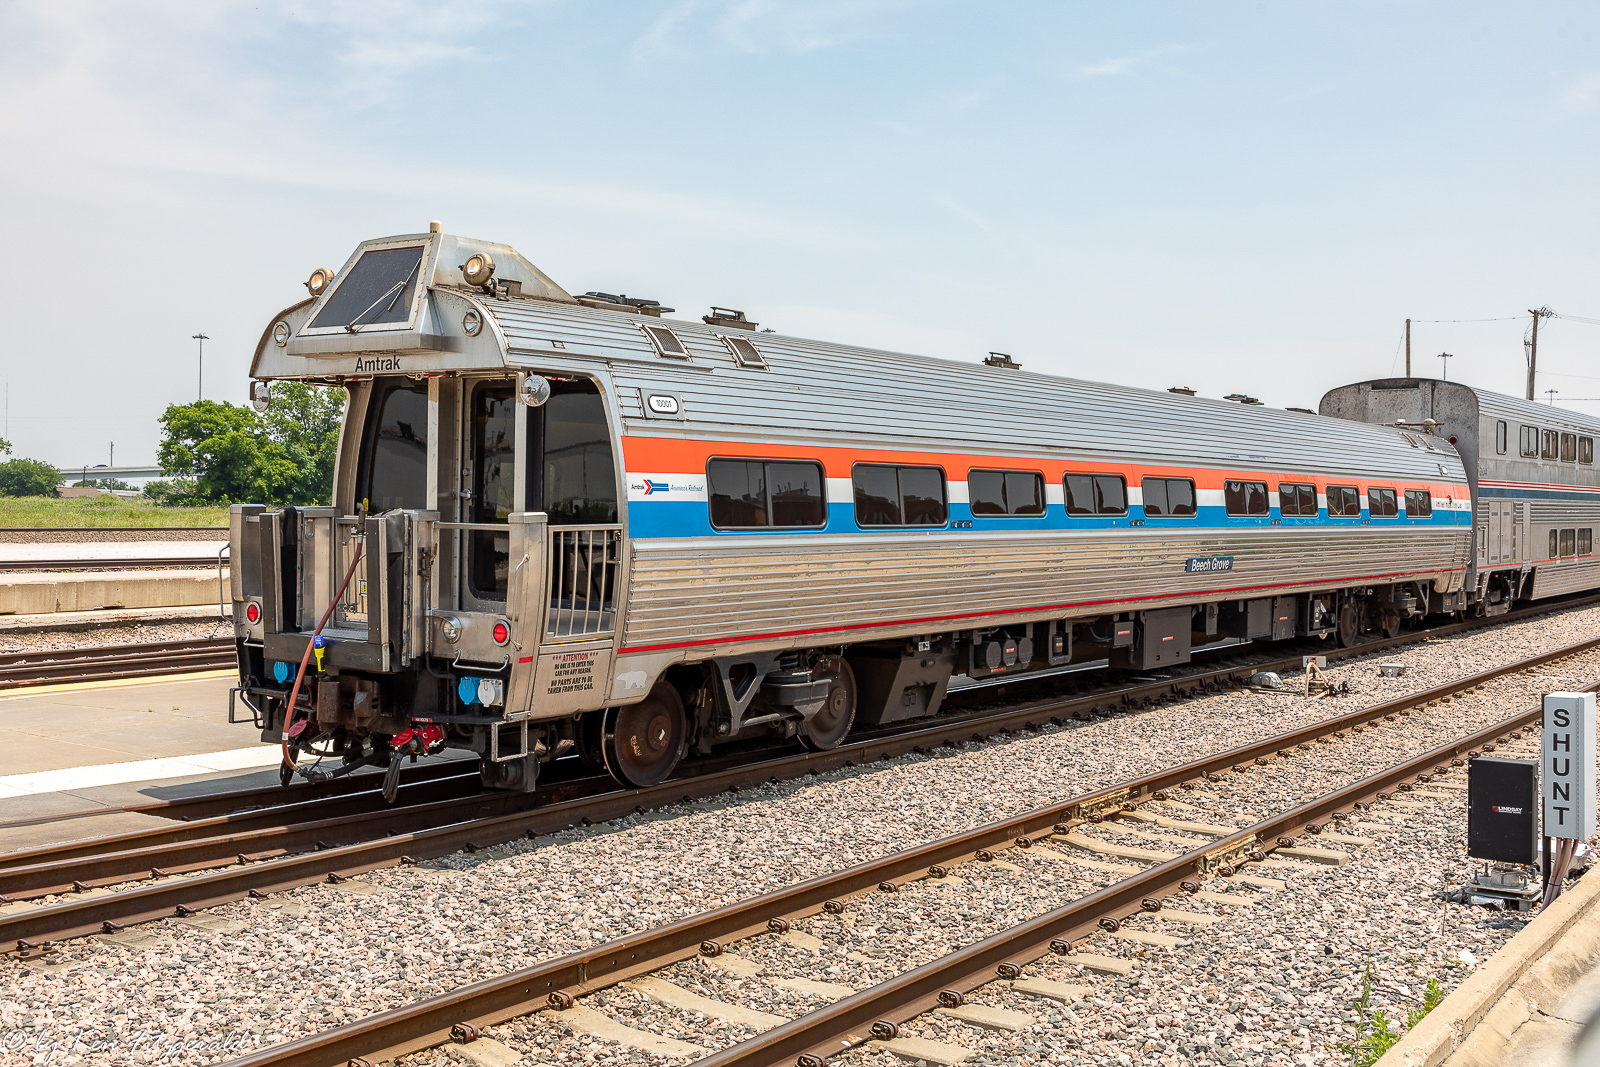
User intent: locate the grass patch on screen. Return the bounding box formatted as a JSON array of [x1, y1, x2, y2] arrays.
[[0, 496, 230, 529], [1337, 956, 1447, 1066]]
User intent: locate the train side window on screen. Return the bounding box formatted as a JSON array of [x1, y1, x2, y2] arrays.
[[1327, 485, 1360, 517], [1404, 489, 1432, 517], [853, 464, 946, 527], [540, 387, 620, 525], [641, 325, 690, 360], [1560, 528, 1577, 557], [969, 469, 1045, 517], [1224, 480, 1269, 516], [1142, 477, 1196, 518], [1583, 437, 1595, 464], [1368, 488, 1398, 517], [1278, 482, 1316, 516], [1064, 473, 1127, 515], [1520, 425, 1539, 458], [1495, 420, 1508, 455], [708, 459, 825, 528], [1563, 433, 1578, 462], [1582, 529, 1594, 555], [1543, 430, 1559, 460]]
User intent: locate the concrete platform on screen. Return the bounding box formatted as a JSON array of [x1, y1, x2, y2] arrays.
[[0, 568, 226, 615], [0, 672, 276, 853]]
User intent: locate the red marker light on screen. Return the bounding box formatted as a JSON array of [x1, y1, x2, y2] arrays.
[[492, 622, 510, 644], [245, 602, 261, 624]]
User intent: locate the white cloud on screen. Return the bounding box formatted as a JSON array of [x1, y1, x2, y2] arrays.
[[1076, 43, 1188, 79], [1562, 73, 1600, 115]]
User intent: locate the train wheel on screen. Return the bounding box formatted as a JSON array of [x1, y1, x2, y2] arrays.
[[601, 681, 687, 788], [1381, 609, 1402, 639], [1336, 603, 1360, 648], [799, 658, 857, 752]]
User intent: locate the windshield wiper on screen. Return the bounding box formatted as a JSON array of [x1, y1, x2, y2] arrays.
[[346, 257, 423, 334]]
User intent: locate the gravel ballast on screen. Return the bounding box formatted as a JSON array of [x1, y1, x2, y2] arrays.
[[3, 603, 1600, 1066]]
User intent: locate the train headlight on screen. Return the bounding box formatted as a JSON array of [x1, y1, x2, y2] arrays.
[[271, 321, 291, 347], [462, 309, 483, 336], [250, 380, 272, 412], [460, 252, 495, 288], [305, 268, 335, 297], [439, 615, 462, 643]]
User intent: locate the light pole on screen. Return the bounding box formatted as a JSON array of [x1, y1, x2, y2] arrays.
[[1437, 351, 1454, 381], [192, 333, 209, 402], [1546, 389, 1560, 406]]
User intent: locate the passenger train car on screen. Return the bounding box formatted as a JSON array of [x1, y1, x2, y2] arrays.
[[230, 224, 1557, 796]]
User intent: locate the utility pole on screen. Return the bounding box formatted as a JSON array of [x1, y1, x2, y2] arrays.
[[1547, 389, 1560, 405], [1438, 351, 1454, 380], [1405, 318, 1411, 377], [109, 442, 114, 468], [192, 331, 209, 403], [1527, 308, 1554, 401]]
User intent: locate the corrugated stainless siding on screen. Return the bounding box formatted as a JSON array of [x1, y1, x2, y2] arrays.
[[623, 527, 1468, 654], [481, 297, 1468, 482]]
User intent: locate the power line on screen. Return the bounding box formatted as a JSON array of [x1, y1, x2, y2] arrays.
[[1410, 316, 1523, 323]]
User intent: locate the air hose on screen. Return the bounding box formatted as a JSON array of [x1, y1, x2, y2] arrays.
[[279, 538, 366, 778]]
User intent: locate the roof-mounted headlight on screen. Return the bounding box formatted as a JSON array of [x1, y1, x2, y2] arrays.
[[305, 268, 335, 297], [460, 252, 495, 289]]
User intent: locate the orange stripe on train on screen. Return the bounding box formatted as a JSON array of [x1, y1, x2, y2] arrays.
[[619, 436, 1470, 499]]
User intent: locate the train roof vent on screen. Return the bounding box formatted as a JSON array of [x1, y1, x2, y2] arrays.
[[580, 292, 674, 317], [641, 324, 690, 360], [704, 307, 756, 331], [1167, 386, 1197, 396], [1223, 393, 1262, 405], [983, 352, 1021, 368], [1286, 406, 1315, 414], [720, 334, 768, 369]]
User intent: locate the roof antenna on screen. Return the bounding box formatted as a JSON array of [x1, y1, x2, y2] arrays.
[[429, 221, 443, 234]]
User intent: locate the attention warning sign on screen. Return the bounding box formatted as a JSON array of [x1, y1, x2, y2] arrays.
[[545, 650, 598, 697]]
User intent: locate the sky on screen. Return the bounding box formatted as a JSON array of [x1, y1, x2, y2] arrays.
[[0, 1, 1597, 469]]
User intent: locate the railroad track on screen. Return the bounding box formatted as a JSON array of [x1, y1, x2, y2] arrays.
[[204, 632, 1588, 1067], [0, 608, 1593, 962], [0, 557, 222, 572], [0, 638, 235, 690]]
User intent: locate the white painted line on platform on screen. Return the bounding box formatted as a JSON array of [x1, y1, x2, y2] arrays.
[[0, 668, 237, 701], [0, 745, 280, 797]]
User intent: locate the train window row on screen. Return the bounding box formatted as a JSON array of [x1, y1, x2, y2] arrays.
[[706, 461, 1440, 529], [1503, 420, 1594, 464], [1551, 528, 1596, 558]]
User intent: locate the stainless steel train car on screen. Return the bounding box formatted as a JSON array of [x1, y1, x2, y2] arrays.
[[230, 224, 1476, 795], [1322, 379, 1600, 610]]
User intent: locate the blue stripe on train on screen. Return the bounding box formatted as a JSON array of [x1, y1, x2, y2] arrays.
[[622, 501, 1473, 539], [1478, 485, 1600, 502]]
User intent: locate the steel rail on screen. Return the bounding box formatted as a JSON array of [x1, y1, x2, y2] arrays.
[[5, 628, 1595, 952], [696, 700, 1564, 1067], [0, 639, 235, 690], [0, 609, 1556, 910], [205, 647, 1589, 1067], [3, 601, 1587, 940], [0, 558, 222, 573]]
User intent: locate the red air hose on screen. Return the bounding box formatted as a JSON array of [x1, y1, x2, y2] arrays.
[[279, 541, 366, 776]]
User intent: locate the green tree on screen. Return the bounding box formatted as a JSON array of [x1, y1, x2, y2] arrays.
[[0, 458, 61, 497], [263, 382, 345, 505], [154, 384, 344, 506]]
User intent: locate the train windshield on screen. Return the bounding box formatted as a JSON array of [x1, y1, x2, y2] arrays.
[[357, 382, 429, 512], [309, 245, 426, 330]]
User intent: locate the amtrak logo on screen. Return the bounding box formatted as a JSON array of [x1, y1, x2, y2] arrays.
[[626, 473, 707, 501]]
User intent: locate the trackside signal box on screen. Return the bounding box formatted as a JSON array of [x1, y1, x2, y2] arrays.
[[1468, 757, 1539, 866]]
